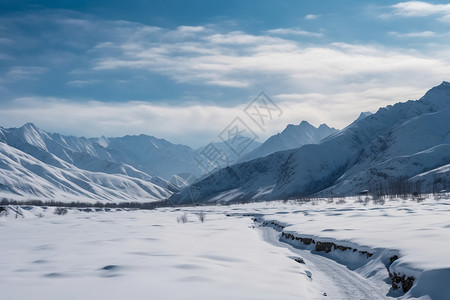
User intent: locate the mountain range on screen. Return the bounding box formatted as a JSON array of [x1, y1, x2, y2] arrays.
[[238, 121, 337, 163], [0, 116, 335, 202], [1, 81, 449, 204], [170, 82, 450, 204]]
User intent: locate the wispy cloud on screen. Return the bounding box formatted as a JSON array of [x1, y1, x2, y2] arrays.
[[89, 25, 449, 94], [0, 53, 11, 60], [440, 14, 450, 23], [6, 66, 48, 80], [265, 27, 323, 37], [1, 9, 450, 146], [0, 83, 429, 148], [305, 14, 320, 20], [388, 30, 436, 38], [389, 1, 450, 22], [66, 80, 100, 87]]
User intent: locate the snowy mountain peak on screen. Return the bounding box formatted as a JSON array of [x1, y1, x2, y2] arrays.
[[298, 120, 313, 128], [20, 123, 35, 131], [438, 81, 450, 88], [356, 111, 372, 121], [420, 81, 450, 109], [425, 81, 450, 95], [18, 122, 48, 151], [285, 121, 313, 133], [238, 120, 337, 163], [22, 122, 39, 130], [94, 136, 109, 148]]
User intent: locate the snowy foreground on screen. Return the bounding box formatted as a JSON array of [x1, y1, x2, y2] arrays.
[[1, 197, 450, 300]]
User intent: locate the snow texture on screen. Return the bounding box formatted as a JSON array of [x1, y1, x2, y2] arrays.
[[1, 197, 449, 299]]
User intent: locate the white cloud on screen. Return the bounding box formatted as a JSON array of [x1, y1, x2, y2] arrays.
[[176, 25, 205, 33], [0, 81, 433, 148], [439, 14, 450, 23], [66, 80, 100, 87], [265, 27, 323, 37], [0, 97, 251, 147], [0, 37, 13, 45], [305, 14, 320, 20], [6, 66, 48, 80], [1, 10, 450, 146], [0, 53, 11, 60], [388, 30, 436, 37], [89, 26, 450, 95], [390, 1, 450, 21]]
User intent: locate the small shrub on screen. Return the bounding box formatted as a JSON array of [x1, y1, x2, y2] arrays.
[[35, 212, 45, 218], [0, 206, 8, 217], [54, 207, 68, 215], [336, 199, 346, 205], [372, 197, 386, 205], [198, 211, 206, 223], [177, 212, 188, 223]]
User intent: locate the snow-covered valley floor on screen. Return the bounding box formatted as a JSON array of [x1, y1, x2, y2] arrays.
[[1, 196, 449, 299]]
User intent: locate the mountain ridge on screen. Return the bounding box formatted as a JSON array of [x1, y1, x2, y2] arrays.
[[238, 120, 337, 163]]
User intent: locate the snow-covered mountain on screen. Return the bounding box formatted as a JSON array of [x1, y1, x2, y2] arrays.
[[0, 124, 201, 181], [238, 121, 337, 163], [0, 124, 205, 202], [170, 81, 450, 204], [0, 141, 170, 202], [0, 124, 269, 202]]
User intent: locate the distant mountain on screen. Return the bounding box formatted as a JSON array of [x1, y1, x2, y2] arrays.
[[0, 124, 205, 202], [238, 121, 337, 163], [196, 135, 261, 167], [170, 81, 450, 204], [96, 134, 201, 179], [0, 124, 201, 181], [0, 141, 170, 203], [0, 124, 258, 202]]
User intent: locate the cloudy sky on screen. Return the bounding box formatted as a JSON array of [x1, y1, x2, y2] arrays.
[[1, 0, 450, 147]]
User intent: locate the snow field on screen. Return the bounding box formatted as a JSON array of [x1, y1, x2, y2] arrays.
[[0, 207, 321, 300]]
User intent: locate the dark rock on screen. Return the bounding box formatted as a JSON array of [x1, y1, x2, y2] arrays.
[[316, 241, 334, 253], [390, 255, 399, 265], [389, 271, 415, 293], [294, 257, 305, 264]]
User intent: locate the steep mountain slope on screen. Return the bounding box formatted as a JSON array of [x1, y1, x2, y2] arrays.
[[171, 81, 450, 203], [410, 163, 450, 193], [98, 134, 200, 179], [239, 121, 337, 163], [320, 107, 450, 195], [0, 142, 170, 203]]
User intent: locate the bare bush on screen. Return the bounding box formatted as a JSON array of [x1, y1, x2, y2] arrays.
[[198, 211, 205, 223], [177, 212, 188, 223], [54, 207, 68, 215], [0, 206, 8, 217], [336, 199, 346, 205], [35, 212, 45, 218], [372, 197, 386, 205]]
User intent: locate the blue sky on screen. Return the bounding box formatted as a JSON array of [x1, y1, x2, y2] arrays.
[[0, 0, 450, 147]]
